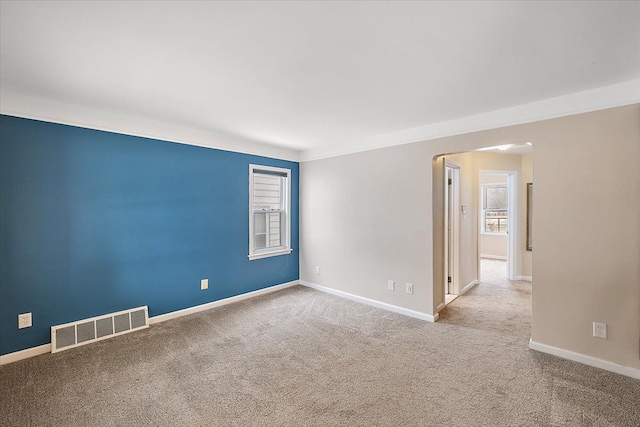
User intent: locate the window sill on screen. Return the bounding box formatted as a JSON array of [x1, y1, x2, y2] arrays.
[[248, 248, 293, 261], [481, 232, 508, 236]]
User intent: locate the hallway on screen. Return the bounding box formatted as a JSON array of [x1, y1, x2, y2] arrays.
[[480, 257, 508, 283], [440, 258, 531, 337]]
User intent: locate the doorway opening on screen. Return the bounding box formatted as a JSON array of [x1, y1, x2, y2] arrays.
[[479, 171, 516, 282], [432, 142, 533, 318]]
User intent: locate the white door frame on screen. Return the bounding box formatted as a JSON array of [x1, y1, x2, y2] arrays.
[[445, 160, 461, 295], [479, 170, 518, 280]]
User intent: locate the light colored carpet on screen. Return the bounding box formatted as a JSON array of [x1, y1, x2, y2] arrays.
[[480, 256, 508, 282], [1, 262, 638, 426]]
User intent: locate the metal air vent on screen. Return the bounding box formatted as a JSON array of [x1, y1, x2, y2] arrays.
[[51, 306, 148, 353]]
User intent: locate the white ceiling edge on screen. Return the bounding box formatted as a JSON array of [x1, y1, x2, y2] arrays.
[[300, 79, 640, 162], [0, 90, 300, 162], [2, 79, 638, 164]]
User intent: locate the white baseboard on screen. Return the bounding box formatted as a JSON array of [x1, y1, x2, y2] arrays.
[[436, 302, 446, 312], [460, 279, 479, 295], [149, 280, 299, 324], [528, 339, 640, 380], [300, 280, 438, 322], [517, 276, 533, 281], [0, 343, 51, 366], [480, 254, 507, 260], [0, 280, 299, 365]]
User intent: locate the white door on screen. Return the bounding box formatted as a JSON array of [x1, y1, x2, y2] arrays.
[[444, 164, 459, 295], [448, 168, 455, 294]]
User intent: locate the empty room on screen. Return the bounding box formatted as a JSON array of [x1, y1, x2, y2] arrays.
[[1, 1, 639, 426]]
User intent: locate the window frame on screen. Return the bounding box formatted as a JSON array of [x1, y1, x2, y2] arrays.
[[248, 164, 292, 260], [481, 183, 508, 235]]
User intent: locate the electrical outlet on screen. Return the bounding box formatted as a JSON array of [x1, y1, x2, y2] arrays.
[[18, 313, 32, 329], [315, 266, 320, 275], [593, 322, 607, 339], [387, 280, 395, 291], [406, 283, 413, 294], [201, 279, 209, 290]]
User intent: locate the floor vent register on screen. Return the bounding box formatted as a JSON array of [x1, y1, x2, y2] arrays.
[[51, 306, 149, 353]]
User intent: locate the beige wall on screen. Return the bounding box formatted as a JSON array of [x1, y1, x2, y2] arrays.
[[300, 104, 640, 370], [300, 142, 433, 313], [481, 235, 507, 259]]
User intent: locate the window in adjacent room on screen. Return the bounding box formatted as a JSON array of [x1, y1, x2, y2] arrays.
[[482, 184, 508, 234], [248, 164, 292, 260]]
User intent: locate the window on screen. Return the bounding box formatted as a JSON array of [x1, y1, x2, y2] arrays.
[[482, 184, 508, 234], [248, 164, 292, 260]]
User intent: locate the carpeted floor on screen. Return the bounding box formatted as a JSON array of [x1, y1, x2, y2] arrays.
[[480, 256, 508, 282], [1, 261, 638, 426]]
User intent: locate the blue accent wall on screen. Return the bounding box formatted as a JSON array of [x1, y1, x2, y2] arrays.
[[0, 115, 299, 355]]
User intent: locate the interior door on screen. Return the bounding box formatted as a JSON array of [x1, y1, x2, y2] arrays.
[[444, 166, 454, 295]]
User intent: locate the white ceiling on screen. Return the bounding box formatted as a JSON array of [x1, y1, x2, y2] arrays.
[[1, 1, 639, 161], [476, 143, 533, 156]]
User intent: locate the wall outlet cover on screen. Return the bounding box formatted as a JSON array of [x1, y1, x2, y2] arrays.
[[406, 283, 413, 294], [387, 280, 395, 291], [18, 313, 32, 329], [201, 279, 209, 290], [593, 322, 607, 339]]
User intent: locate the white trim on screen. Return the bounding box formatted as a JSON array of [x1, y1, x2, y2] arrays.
[[516, 276, 533, 282], [443, 158, 462, 168], [507, 173, 517, 280], [459, 280, 479, 296], [436, 302, 446, 312], [0, 343, 51, 366], [300, 280, 438, 322], [0, 280, 299, 365], [300, 79, 640, 161], [529, 339, 640, 380], [0, 90, 299, 162], [149, 280, 299, 324], [480, 254, 507, 260], [248, 248, 293, 260]]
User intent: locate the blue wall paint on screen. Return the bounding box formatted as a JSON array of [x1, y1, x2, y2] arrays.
[[0, 115, 299, 355]]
